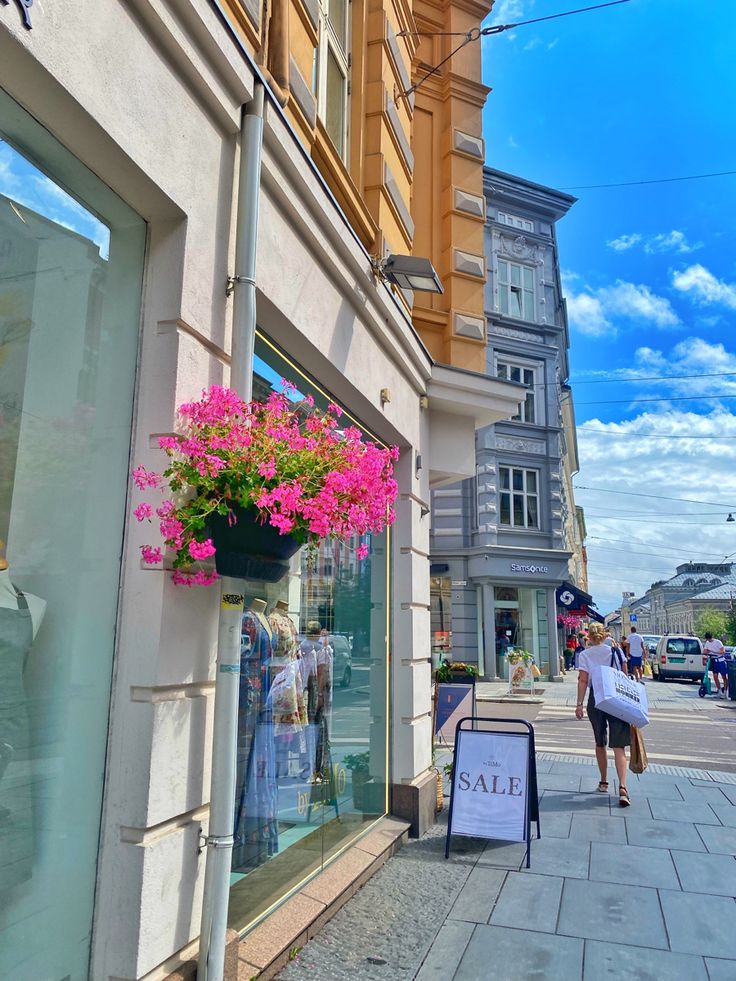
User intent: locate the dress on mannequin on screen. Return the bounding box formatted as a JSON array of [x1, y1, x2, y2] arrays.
[[0, 562, 46, 889], [233, 599, 278, 870]]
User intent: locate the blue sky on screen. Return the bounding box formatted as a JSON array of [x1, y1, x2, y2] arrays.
[[483, 0, 736, 614]]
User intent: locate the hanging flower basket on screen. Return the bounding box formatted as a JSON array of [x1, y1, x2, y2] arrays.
[[208, 504, 302, 581], [132, 383, 399, 585]]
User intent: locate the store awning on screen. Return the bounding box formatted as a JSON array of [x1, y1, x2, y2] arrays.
[[556, 582, 593, 609]]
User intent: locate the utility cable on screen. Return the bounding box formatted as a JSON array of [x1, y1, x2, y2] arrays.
[[586, 535, 725, 558], [561, 170, 736, 191], [397, 0, 632, 97], [576, 394, 736, 406], [578, 428, 736, 439], [573, 486, 736, 509]]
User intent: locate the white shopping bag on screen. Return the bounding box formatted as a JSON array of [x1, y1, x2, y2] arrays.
[[591, 664, 649, 728]]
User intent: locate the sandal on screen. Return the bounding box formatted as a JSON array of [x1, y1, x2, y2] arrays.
[[596, 781, 609, 794], [619, 786, 631, 808]]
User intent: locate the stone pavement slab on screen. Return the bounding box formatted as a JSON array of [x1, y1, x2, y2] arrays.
[[454, 924, 583, 981], [675, 782, 730, 804], [558, 879, 667, 948], [414, 920, 474, 981], [709, 803, 736, 827], [659, 891, 736, 955], [540, 790, 610, 813], [569, 813, 628, 844], [536, 772, 582, 792], [516, 836, 590, 879], [589, 841, 680, 890], [583, 940, 708, 981], [447, 867, 506, 924], [695, 824, 736, 854], [477, 840, 526, 869], [648, 798, 721, 825], [538, 811, 573, 838], [625, 817, 707, 851], [671, 849, 736, 896], [489, 871, 563, 934], [705, 957, 736, 981]]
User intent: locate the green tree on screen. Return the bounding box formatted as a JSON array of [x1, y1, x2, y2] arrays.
[[726, 606, 736, 646], [694, 608, 729, 640]]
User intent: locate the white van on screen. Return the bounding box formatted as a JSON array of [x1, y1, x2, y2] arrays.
[[652, 635, 705, 682]]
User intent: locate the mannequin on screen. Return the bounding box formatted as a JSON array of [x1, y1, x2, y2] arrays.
[[233, 597, 278, 871], [0, 551, 46, 886]]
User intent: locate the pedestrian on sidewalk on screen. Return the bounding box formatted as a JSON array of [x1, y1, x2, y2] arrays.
[[703, 631, 729, 698], [575, 622, 631, 807], [574, 632, 586, 668], [623, 626, 645, 682]]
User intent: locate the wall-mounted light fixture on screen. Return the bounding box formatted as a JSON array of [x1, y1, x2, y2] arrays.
[[380, 388, 391, 406], [419, 394, 429, 409], [728, 513, 735, 523], [372, 254, 444, 294], [415, 453, 423, 478], [420, 505, 430, 519]]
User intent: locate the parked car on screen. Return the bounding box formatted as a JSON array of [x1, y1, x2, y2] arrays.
[[330, 634, 353, 688], [653, 635, 704, 682], [641, 634, 662, 657]]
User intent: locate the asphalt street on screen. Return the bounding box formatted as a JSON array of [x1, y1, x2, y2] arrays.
[[533, 676, 736, 773]]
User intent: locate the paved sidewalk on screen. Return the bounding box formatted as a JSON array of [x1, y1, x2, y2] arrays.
[[477, 669, 731, 711], [276, 756, 736, 981]]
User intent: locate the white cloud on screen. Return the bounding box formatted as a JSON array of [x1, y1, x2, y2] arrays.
[[576, 407, 736, 615], [489, 0, 527, 25], [566, 279, 680, 336], [507, 135, 519, 149], [547, 38, 559, 50], [607, 229, 701, 254], [566, 293, 612, 337], [673, 264, 736, 310], [523, 37, 542, 51], [607, 233, 642, 252]]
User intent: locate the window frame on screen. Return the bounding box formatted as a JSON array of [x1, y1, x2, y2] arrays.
[[495, 358, 539, 424], [497, 258, 536, 322], [499, 465, 540, 530], [316, 0, 351, 162], [497, 211, 534, 232]]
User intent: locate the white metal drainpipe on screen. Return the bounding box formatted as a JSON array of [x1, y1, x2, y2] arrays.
[[198, 80, 265, 981]]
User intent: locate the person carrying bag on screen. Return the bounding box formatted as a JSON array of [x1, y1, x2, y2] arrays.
[[574, 624, 633, 807]]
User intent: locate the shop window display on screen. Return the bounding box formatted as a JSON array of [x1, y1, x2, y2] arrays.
[[227, 338, 389, 931], [0, 92, 145, 979]]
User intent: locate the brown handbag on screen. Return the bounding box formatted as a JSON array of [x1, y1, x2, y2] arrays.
[[629, 725, 648, 774]]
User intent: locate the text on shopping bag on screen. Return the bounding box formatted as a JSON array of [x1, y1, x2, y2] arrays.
[[591, 665, 650, 728]]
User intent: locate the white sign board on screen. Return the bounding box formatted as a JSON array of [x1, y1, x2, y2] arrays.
[[450, 729, 530, 843]]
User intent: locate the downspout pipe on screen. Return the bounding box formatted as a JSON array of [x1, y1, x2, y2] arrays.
[[197, 80, 265, 981]]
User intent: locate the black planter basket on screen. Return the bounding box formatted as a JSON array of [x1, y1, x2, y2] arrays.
[[208, 504, 301, 581]]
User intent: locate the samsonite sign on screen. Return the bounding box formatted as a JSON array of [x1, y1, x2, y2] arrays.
[[449, 728, 530, 843]]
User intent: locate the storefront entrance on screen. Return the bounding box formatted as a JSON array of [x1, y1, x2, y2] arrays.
[[492, 586, 551, 679]]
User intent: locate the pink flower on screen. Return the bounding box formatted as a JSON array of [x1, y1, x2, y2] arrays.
[[189, 538, 216, 561], [356, 543, 369, 560], [134, 503, 153, 522], [158, 436, 180, 451], [327, 402, 343, 418], [132, 465, 161, 490], [258, 457, 277, 479], [140, 545, 163, 564]]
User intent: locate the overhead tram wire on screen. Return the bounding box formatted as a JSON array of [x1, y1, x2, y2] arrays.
[[561, 170, 736, 191], [585, 535, 725, 558], [395, 0, 632, 98], [573, 487, 736, 509], [577, 429, 736, 440], [576, 394, 736, 406]]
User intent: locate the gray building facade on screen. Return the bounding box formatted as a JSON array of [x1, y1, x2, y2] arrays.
[[430, 168, 578, 680]]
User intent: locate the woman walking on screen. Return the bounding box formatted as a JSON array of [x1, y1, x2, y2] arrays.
[[575, 622, 631, 807]]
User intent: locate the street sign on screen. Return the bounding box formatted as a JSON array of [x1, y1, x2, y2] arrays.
[[445, 717, 540, 867], [630, 614, 637, 623]]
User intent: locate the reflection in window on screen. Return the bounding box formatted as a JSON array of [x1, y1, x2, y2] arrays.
[[227, 336, 389, 932], [499, 466, 539, 529], [0, 99, 145, 980]]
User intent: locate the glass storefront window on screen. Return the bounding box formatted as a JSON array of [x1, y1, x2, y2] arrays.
[[430, 575, 453, 665], [227, 335, 389, 932], [0, 92, 145, 979]]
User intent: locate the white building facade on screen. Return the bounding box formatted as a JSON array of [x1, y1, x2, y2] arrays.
[[0, 4, 524, 980]]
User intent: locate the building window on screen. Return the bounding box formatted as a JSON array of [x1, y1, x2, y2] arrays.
[[500, 467, 539, 529], [496, 361, 536, 423], [317, 0, 350, 160], [497, 211, 533, 232], [498, 259, 535, 321]]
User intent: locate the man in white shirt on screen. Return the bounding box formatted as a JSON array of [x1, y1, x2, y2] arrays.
[[703, 632, 729, 698], [623, 627, 646, 682]]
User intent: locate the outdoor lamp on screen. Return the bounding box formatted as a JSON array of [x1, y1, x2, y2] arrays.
[[727, 513, 735, 523], [375, 254, 444, 294]]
